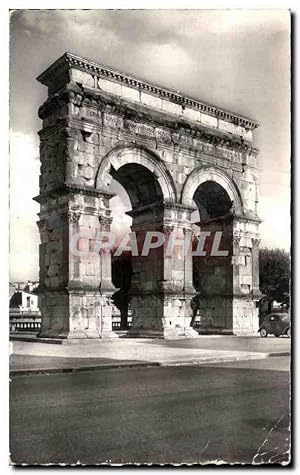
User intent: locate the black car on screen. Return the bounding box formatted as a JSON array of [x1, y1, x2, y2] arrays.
[[258, 313, 290, 338]]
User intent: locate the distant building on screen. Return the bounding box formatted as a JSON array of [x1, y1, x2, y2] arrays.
[[23, 281, 39, 293], [9, 289, 41, 333], [9, 282, 17, 299], [9, 290, 39, 313], [9, 281, 39, 300]]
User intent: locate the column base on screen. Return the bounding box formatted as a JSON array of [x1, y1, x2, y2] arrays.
[[38, 328, 119, 342], [128, 326, 199, 340]]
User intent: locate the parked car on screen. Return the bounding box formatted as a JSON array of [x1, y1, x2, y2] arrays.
[[258, 313, 290, 338]]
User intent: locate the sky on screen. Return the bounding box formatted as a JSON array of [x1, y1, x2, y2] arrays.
[[9, 9, 290, 281]]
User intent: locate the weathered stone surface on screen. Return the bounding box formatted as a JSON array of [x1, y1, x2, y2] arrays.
[[35, 53, 261, 341]]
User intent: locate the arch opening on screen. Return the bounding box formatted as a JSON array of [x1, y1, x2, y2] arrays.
[[103, 158, 166, 333], [191, 180, 234, 334], [193, 181, 233, 222], [95, 145, 177, 205], [110, 163, 164, 211]]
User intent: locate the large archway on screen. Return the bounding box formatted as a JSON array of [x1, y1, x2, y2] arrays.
[[94, 145, 197, 338], [97, 150, 168, 336], [95, 145, 177, 204]]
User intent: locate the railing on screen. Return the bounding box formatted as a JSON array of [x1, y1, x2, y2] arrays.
[[193, 321, 203, 328], [112, 321, 132, 331], [10, 317, 41, 333], [9, 308, 40, 315]]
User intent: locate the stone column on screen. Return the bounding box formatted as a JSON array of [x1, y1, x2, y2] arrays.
[[251, 237, 261, 296], [128, 203, 165, 337], [159, 204, 198, 338], [127, 203, 198, 338], [194, 215, 234, 334], [232, 217, 261, 334], [36, 188, 118, 341]]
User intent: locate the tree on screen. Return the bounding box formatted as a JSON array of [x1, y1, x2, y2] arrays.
[[259, 248, 290, 313]]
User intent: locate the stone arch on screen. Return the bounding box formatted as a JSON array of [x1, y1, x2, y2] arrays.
[[95, 144, 177, 204], [181, 166, 243, 212]]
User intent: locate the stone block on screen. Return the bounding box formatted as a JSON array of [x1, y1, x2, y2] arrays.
[[86, 262, 95, 276], [135, 123, 155, 138], [71, 68, 94, 88], [75, 151, 86, 165], [242, 129, 253, 141], [176, 172, 187, 184], [77, 141, 94, 154], [86, 153, 98, 168], [200, 113, 218, 128], [80, 214, 90, 227], [121, 85, 140, 102], [97, 77, 122, 96], [177, 153, 190, 167], [44, 254, 50, 266], [241, 275, 252, 286], [155, 128, 172, 144], [140, 92, 162, 109], [182, 107, 201, 122], [234, 125, 245, 137], [85, 133, 100, 145], [78, 164, 94, 180], [47, 264, 60, 277], [218, 119, 234, 134], [103, 113, 123, 129], [161, 150, 174, 163], [173, 270, 184, 281], [162, 100, 182, 116]]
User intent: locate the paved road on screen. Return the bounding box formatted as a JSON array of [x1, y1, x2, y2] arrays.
[[145, 335, 291, 353], [10, 358, 290, 465]]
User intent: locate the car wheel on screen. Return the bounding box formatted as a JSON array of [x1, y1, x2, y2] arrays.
[[275, 334, 281, 337], [260, 328, 268, 338], [286, 328, 291, 338]]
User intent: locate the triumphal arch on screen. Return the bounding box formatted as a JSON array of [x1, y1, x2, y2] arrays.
[[35, 52, 261, 340]]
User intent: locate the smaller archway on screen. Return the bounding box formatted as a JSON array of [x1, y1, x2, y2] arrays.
[[186, 172, 237, 334], [181, 166, 243, 214], [193, 181, 233, 222]]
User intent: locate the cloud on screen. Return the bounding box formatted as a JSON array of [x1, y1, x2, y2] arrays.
[[259, 193, 290, 251], [12, 10, 289, 50], [9, 9, 290, 265], [9, 130, 40, 280]]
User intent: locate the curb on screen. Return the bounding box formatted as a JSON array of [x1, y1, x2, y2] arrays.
[[160, 352, 290, 366], [267, 352, 290, 357], [9, 361, 161, 377], [10, 335, 64, 345], [9, 351, 290, 377]]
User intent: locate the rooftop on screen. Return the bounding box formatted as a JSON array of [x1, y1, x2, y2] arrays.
[[37, 52, 259, 131]]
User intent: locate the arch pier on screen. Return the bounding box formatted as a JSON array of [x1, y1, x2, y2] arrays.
[[35, 53, 261, 340]]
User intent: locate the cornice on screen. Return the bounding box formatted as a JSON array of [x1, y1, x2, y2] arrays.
[[234, 213, 262, 224], [33, 183, 115, 203], [37, 52, 260, 131], [38, 90, 260, 156]]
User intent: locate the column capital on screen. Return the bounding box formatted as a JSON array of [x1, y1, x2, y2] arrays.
[[67, 210, 81, 224], [163, 225, 175, 235], [252, 237, 261, 247], [233, 233, 241, 245], [99, 215, 113, 230]]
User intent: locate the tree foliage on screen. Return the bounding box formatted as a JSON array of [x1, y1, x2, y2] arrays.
[[259, 247, 290, 303]]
